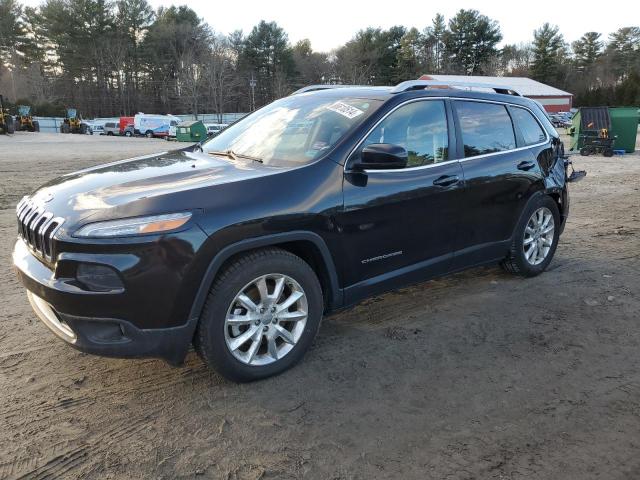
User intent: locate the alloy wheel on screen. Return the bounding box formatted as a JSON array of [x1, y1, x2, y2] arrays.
[[523, 207, 555, 265], [224, 273, 308, 366]]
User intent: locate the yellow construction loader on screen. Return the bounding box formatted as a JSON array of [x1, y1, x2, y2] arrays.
[[14, 105, 39, 132], [60, 108, 85, 134], [0, 95, 15, 134]]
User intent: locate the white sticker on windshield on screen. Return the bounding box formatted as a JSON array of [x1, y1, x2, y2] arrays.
[[327, 102, 364, 119]]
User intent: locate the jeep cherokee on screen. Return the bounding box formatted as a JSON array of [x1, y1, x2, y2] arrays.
[[13, 80, 571, 381]]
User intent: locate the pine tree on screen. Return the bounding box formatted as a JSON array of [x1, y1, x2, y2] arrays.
[[427, 13, 446, 73], [572, 32, 602, 68], [443, 9, 502, 75], [531, 23, 566, 84]]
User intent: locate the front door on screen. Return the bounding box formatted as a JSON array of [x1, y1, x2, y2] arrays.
[[338, 99, 464, 302]]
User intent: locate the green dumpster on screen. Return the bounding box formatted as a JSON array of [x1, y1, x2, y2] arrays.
[[176, 120, 207, 142], [609, 107, 639, 153], [569, 107, 610, 151]]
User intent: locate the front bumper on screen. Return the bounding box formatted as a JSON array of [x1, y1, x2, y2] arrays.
[[24, 290, 195, 365], [13, 236, 203, 365]]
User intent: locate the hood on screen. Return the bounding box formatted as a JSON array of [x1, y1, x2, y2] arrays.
[[27, 149, 281, 226]]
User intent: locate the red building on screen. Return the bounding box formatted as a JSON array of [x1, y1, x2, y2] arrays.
[[419, 75, 573, 113]]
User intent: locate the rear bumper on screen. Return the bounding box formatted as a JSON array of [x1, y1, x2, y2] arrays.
[[13, 237, 201, 365]]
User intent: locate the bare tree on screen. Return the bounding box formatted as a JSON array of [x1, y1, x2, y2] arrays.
[[178, 47, 206, 118], [204, 35, 239, 122]]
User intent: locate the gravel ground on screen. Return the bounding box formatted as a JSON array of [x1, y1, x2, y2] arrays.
[[1, 132, 639, 480]]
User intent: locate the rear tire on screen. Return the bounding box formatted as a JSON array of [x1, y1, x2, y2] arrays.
[[603, 147, 613, 157], [33, 121, 39, 132], [501, 195, 560, 277], [145, 130, 154, 138], [194, 248, 323, 382], [579, 146, 591, 156]]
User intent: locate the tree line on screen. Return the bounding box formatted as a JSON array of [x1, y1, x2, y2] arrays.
[[0, 0, 638, 118]]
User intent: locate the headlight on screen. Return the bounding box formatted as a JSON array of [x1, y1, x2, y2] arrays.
[[74, 212, 192, 238]]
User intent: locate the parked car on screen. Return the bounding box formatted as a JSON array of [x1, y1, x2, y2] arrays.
[[133, 113, 181, 138], [205, 123, 229, 137], [83, 121, 104, 135], [103, 122, 120, 136], [13, 80, 574, 382], [550, 113, 572, 128]]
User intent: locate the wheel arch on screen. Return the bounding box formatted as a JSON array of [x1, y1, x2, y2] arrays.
[[188, 232, 343, 326], [511, 190, 564, 243], [546, 191, 562, 216]]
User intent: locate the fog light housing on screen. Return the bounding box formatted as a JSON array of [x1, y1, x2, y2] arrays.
[[76, 263, 124, 292]]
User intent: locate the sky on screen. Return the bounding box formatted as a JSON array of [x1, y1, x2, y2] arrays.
[[21, 0, 628, 52]]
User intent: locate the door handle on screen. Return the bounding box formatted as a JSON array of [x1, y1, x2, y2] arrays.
[[517, 160, 536, 171], [433, 174, 460, 187]]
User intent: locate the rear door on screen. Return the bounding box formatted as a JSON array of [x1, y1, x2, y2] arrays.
[[452, 100, 546, 268]]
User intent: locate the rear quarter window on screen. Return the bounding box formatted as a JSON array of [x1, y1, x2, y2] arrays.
[[455, 101, 516, 157], [510, 107, 547, 146]]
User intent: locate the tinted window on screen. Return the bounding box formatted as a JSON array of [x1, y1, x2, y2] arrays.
[[360, 100, 448, 167], [511, 107, 546, 146], [456, 101, 516, 157], [106, 122, 115, 128]]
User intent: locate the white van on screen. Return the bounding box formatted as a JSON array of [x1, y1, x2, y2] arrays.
[[205, 123, 229, 137], [134, 114, 181, 138]]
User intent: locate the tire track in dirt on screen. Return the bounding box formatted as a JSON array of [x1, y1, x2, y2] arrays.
[[3, 414, 157, 479], [2, 361, 207, 432], [11, 447, 88, 480]]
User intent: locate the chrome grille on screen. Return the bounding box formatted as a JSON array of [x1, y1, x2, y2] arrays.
[[16, 196, 64, 261]]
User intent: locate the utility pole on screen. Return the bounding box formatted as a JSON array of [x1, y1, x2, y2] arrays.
[[249, 74, 257, 112]]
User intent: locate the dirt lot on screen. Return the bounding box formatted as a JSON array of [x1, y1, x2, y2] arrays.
[[1, 132, 639, 479]]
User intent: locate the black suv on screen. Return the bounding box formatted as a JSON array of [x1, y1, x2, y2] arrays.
[[13, 80, 571, 381]]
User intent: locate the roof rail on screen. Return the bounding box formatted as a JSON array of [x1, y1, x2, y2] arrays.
[[291, 85, 341, 95], [391, 80, 522, 97], [290, 84, 370, 95]]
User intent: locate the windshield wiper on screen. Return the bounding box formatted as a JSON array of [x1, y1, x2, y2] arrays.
[[207, 150, 263, 163]]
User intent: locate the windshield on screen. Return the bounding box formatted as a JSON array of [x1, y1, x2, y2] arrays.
[[202, 94, 382, 167]]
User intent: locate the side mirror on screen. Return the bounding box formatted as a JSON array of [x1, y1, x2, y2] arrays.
[[356, 143, 408, 170]]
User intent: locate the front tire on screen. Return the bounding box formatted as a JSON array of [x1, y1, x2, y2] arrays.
[[195, 248, 323, 382], [501, 195, 560, 277]]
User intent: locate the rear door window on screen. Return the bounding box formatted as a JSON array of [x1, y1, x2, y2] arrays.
[[455, 101, 516, 157], [510, 107, 547, 146]]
